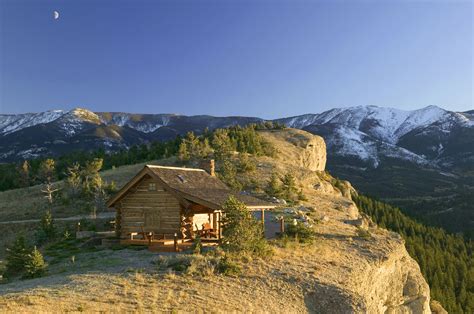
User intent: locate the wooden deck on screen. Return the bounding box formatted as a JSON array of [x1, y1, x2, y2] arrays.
[[120, 238, 219, 252]]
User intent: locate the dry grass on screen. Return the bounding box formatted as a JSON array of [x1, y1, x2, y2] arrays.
[[0, 130, 411, 312], [0, 162, 151, 222]]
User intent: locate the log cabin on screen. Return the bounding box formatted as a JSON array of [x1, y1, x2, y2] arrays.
[[106, 162, 275, 245]]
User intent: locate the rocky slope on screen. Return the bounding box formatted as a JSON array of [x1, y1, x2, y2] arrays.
[[257, 130, 432, 313], [0, 129, 436, 313]]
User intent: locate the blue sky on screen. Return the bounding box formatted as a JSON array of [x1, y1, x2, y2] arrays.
[[0, 0, 472, 118]]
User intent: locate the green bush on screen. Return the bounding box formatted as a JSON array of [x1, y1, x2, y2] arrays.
[[356, 227, 371, 239], [221, 196, 271, 257], [237, 153, 256, 173], [284, 222, 316, 243], [23, 246, 47, 279], [5, 235, 30, 277], [5, 236, 48, 279], [216, 256, 241, 277], [192, 235, 202, 255], [36, 210, 57, 245]]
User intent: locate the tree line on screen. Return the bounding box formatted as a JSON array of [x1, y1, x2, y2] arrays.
[[0, 122, 285, 193]]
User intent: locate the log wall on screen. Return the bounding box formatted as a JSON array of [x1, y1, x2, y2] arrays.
[[118, 176, 182, 238]]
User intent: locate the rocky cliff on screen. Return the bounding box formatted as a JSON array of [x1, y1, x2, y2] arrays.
[[258, 129, 433, 313], [259, 129, 327, 172]]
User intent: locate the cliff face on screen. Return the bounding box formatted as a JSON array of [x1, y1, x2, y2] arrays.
[[259, 129, 432, 313], [259, 129, 327, 171], [353, 243, 430, 313]]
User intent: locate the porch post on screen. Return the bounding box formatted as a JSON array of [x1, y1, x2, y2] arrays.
[[218, 212, 222, 240], [174, 233, 178, 252], [280, 217, 285, 233], [261, 208, 265, 226]]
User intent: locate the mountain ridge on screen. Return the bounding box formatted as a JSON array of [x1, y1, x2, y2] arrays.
[[0, 104, 472, 235]]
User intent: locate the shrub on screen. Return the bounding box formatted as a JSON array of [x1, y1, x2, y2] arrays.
[[192, 235, 202, 255], [356, 227, 371, 239], [216, 256, 241, 277], [281, 173, 298, 203], [237, 153, 256, 173], [154, 254, 219, 277], [5, 235, 30, 277], [186, 256, 217, 277], [5, 236, 48, 279], [284, 222, 316, 243], [265, 172, 282, 198], [221, 196, 270, 257], [218, 160, 242, 191], [23, 246, 47, 279], [36, 210, 57, 245]]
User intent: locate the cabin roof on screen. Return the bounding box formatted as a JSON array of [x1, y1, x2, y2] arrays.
[[107, 165, 276, 210]]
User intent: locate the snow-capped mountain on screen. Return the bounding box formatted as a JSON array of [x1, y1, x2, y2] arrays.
[[276, 105, 474, 168], [0, 105, 472, 169], [1, 105, 473, 234], [0, 108, 263, 160]]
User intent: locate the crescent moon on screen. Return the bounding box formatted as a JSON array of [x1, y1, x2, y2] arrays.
[[54, 11, 60, 20]]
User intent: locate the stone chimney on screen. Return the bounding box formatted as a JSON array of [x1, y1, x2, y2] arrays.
[[210, 159, 215, 177]]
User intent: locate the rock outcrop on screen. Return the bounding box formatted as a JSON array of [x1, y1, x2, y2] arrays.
[[259, 128, 432, 313], [259, 129, 326, 171]]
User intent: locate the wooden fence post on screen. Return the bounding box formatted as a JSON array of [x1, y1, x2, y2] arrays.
[[280, 217, 285, 234], [174, 233, 178, 252]]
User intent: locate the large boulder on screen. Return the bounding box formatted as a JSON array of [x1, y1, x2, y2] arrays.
[[259, 129, 326, 171]]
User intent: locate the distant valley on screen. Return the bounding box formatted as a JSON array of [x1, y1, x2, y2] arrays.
[[0, 105, 473, 236]]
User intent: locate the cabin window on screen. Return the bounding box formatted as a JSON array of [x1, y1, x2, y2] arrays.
[[148, 183, 156, 191]]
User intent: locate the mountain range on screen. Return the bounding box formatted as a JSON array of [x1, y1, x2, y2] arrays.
[[1, 105, 473, 235]]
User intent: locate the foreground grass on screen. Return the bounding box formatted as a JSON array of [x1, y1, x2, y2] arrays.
[[0, 241, 319, 313]]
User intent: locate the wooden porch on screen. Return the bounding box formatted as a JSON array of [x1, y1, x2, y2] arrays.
[[120, 237, 220, 252]]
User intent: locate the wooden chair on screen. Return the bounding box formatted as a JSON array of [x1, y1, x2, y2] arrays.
[[202, 223, 218, 238]]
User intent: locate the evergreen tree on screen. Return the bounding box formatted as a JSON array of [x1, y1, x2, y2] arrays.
[[37, 210, 56, 244], [178, 141, 190, 162], [237, 153, 256, 173], [18, 160, 30, 187], [221, 196, 268, 256], [5, 235, 30, 277], [39, 159, 56, 183], [65, 162, 81, 196], [265, 172, 282, 198], [219, 160, 241, 191], [281, 173, 298, 202], [23, 246, 47, 278], [212, 129, 234, 160]]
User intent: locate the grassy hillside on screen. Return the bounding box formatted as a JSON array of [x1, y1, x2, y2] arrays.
[[0, 161, 173, 222]]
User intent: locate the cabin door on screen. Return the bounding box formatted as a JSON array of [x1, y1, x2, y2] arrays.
[[144, 209, 161, 232]]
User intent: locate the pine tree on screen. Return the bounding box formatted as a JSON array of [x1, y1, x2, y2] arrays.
[[219, 160, 241, 190], [39, 158, 56, 183], [5, 235, 30, 277], [265, 172, 282, 197], [23, 246, 47, 278], [18, 160, 30, 187], [178, 141, 190, 162], [66, 162, 81, 196], [81, 158, 103, 194], [184, 131, 200, 157], [281, 173, 298, 202], [38, 210, 56, 243], [237, 153, 256, 173], [212, 129, 234, 160], [221, 196, 268, 256]]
